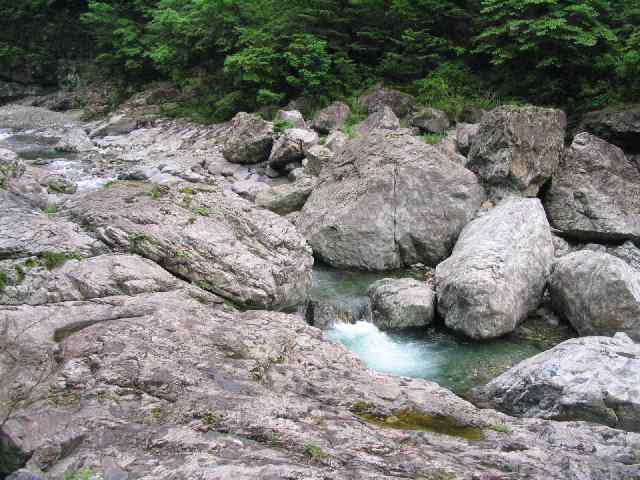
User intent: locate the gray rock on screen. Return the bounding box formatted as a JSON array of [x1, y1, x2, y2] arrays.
[[231, 177, 270, 201], [119, 166, 161, 182], [54, 128, 94, 153], [325, 130, 348, 152], [368, 278, 435, 329], [0, 105, 77, 130], [255, 177, 316, 215], [268, 128, 318, 170], [222, 112, 274, 164], [287, 167, 305, 182], [359, 106, 400, 132], [549, 250, 640, 340], [436, 198, 554, 339], [44, 174, 77, 194], [544, 133, 640, 242], [468, 106, 566, 200], [298, 129, 485, 270], [461, 106, 485, 124], [303, 145, 333, 177], [409, 108, 450, 133], [580, 107, 640, 152], [0, 148, 25, 188], [67, 182, 312, 309], [610, 241, 640, 271], [90, 114, 143, 138], [274, 109, 306, 129], [0, 81, 45, 103], [358, 83, 417, 118], [312, 101, 350, 134], [456, 122, 480, 156], [6, 470, 44, 480], [473, 334, 640, 432]]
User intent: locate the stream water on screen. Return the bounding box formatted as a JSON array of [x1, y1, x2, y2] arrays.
[[312, 264, 573, 396]]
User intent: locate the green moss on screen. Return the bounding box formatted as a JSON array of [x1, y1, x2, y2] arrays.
[[490, 423, 512, 434], [273, 119, 294, 133], [24, 258, 38, 269], [43, 204, 59, 215], [64, 467, 93, 480], [179, 187, 195, 195], [129, 232, 153, 252], [40, 251, 71, 270], [353, 408, 482, 441], [303, 444, 326, 461], [0, 271, 7, 292], [421, 132, 446, 145], [196, 280, 211, 290], [147, 184, 170, 199], [194, 206, 209, 216], [14, 265, 25, 283], [202, 411, 222, 428]]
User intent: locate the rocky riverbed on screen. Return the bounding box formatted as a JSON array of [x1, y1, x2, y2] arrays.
[[2, 87, 640, 479]]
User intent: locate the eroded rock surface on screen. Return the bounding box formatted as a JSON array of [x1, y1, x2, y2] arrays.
[[368, 277, 435, 329], [298, 129, 485, 270], [222, 112, 274, 164], [436, 198, 554, 339]]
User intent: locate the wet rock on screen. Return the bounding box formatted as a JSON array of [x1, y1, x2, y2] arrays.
[[298, 129, 484, 270], [549, 250, 640, 340], [473, 334, 640, 432], [468, 106, 566, 200], [222, 112, 274, 164], [44, 174, 77, 194], [268, 128, 319, 171], [312, 101, 350, 134], [409, 107, 450, 134], [456, 122, 480, 156], [368, 278, 435, 330], [358, 84, 416, 118], [303, 145, 333, 177], [255, 177, 316, 215], [67, 182, 312, 309], [580, 107, 640, 152], [436, 198, 554, 339], [274, 109, 306, 129], [544, 133, 640, 242]]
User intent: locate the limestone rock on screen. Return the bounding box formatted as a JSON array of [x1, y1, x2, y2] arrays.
[[544, 133, 640, 242], [303, 145, 333, 177], [54, 128, 94, 153], [358, 84, 417, 118], [268, 128, 319, 171], [298, 129, 484, 270], [368, 278, 435, 329], [67, 182, 312, 309], [325, 130, 348, 152], [580, 107, 640, 152], [312, 102, 350, 134], [409, 108, 450, 134], [222, 112, 274, 164], [549, 250, 640, 340], [255, 177, 316, 215], [274, 109, 306, 129], [473, 334, 640, 432], [456, 122, 480, 156], [436, 198, 554, 339], [468, 106, 566, 200]]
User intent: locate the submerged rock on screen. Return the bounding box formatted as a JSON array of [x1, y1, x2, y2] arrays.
[[222, 112, 274, 164], [368, 277, 435, 329], [298, 129, 484, 270], [544, 133, 640, 242], [473, 334, 640, 432], [549, 250, 640, 340], [67, 182, 312, 309], [468, 106, 566, 200], [436, 198, 554, 339]]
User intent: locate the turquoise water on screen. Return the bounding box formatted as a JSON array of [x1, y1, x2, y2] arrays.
[[312, 265, 572, 396]]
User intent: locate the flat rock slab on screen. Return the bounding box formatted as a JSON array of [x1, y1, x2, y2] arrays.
[[298, 129, 485, 270], [66, 182, 312, 309], [550, 250, 640, 340], [436, 198, 554, 339], [544, 132, 640, 242], [473, 334, 640, 432]]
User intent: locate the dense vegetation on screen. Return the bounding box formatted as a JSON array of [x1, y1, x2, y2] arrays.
[[1, 0, 638, 120]]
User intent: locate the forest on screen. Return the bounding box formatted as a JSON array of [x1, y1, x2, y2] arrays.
[[1, 0, 639, 121]]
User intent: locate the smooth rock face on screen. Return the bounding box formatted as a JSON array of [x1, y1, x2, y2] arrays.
[[473, 334, 640, 432], [231, 177, 270, 201], [368, 278, 435, 329], [255, 177, 316, 215], [580, 107, 640, 152], [297, 129, 485, 270], [303, 144, 333, 176], [222, 112, 274, 164], [268, 128, 319, 170], [312, 101, 350, 134], [67, 182, 312, 309], [550, 250, 640, 340], [544, 133, 640, 242], [358, 84, 416, 118], [468, 106, 566, 199], [436, 198, 554, 339], [409, 107, 450, 133], [90, 114, 142, 138], [274, 109, 306, 129]]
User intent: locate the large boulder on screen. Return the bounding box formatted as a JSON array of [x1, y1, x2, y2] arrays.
[[473, 334, 640, 432], [67, 182, 312, 309], [303, 145, 333, 177], [222, 112, 274, 164], [468, 106, 566, 200], [456, 123, 480, 156], [54, 128, 95, 153], [274, 109, 306, 129], [544, 133, 640, 242], [580, 107, 640, 153], [255, 177, 316, 215], [549, 250, 640, 340], [358, 84, 416, 118], [0, 148, 25, 188], [312, 102, 350, 134], [297, 129, 485, 270], [89, 113, 144, 138], [409, 108, 450, 134], [268, 128, 319, 171], [367, 278, 435, 330], [436, 198, 554, 340]]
